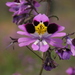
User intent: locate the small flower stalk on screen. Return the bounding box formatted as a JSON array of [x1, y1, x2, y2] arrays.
[[6, 0, 75, 75]]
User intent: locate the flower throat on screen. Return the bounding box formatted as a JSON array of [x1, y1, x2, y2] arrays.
[[35, 22, 47, 34]]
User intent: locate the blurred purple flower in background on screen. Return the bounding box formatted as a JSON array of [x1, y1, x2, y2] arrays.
[[6, 0, 39, 15], [6, 0, 40, 24], [17, 14, 66, 52], [12, 72, 22, 75], [21, 55, 36, 66], [66, 67, 75, 75]]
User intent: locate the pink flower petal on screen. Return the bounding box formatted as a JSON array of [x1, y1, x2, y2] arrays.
[[42, 14, 49, 22], [9, 8, 16, 12], [32, 40, 49, 52], [17, 31, 30, 36], [51, 32, 66, 37], [58, 25, 65, 32], [67, 38, 72, 45], [33, 14, 49, 22], [19, 40, 35, 47], [18, 37, 33, 43], [18, 24, 26, 31], [40, 45, 49, 52], [6, 2, 17, 7], [66, 67, 72, 74], [48, 38, 63, 48], [32, 44, 39, 51]]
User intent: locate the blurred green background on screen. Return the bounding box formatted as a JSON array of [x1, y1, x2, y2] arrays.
[[0, 0, 75, 75]]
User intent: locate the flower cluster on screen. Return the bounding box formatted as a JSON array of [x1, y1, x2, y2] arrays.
[[56, 36, 75, 60], [6, 0, 75, 74], [6, 0, 40, 25]]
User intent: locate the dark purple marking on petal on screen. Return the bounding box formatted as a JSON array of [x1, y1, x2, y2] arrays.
[[33, 20, 39, 26], [25, 24, 35, 33], [57, 49, 63, 55], [43, 21, 49, 26], [14, 0, 20, 3], [33, 0, 36, 4], [72, 38, 75, 46], [47, 23, 58, 34], [57, 48, 70, 54]]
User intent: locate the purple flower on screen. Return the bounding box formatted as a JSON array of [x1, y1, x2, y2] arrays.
[[66, 67, 75, 75], [43, 57, 57, 71], [6, 0, 39, 15], [56, 48, 72, 60], [67, 37, 75, 56], [6, 0, 40, 24], [17, 14, 66, 52], [13, 13, 26, 24]]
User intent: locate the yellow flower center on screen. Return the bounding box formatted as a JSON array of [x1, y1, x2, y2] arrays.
[[35, 22, 47, 34]]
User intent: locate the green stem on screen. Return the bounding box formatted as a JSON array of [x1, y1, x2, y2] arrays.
[[39, 64, 44, 75], [26, 46, 43, 60]]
